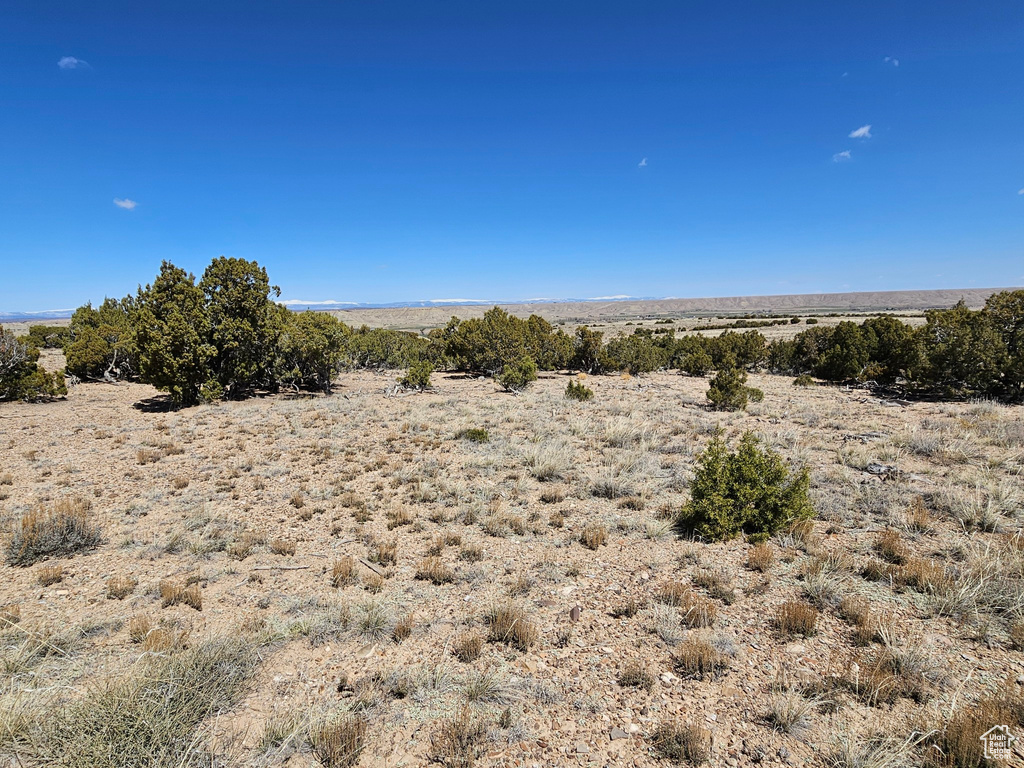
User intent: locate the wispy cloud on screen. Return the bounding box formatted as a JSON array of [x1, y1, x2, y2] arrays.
[[58, 56, 88, 70], [849, 125, 872, 139], [1018, 188, 1024, 195], [638, 157, 647, 168], [113, 198, 138, 210], [280, 299, 360, 306], [832, 150, 852, 162], [884, 56, 900, 67]]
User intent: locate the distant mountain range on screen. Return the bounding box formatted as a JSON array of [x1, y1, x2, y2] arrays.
[[3, 287, 1018, 325], [1, 296, 649, 323]]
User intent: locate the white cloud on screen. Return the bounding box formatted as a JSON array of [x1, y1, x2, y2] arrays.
[[1018, 188, 1024, 195], [849, 125, 872, 139], [884, 56, 900, 67], [280, 299, 360, 306], [58, 56, 88, 69], [113, 198, 138, 210], [832, 150, 852, 162], [638, 157, 647, 168]]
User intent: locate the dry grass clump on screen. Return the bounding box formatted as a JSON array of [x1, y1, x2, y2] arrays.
[[693, 567, 736, 603], [171, 476, 189, 490], [392, 612, 415, 643], [485, 602, 538, 651], [6, 497, 101, 566], [136, 448, 163, 465], [894, 557, 951, 595], [657, 581, 690, 606], [673, 635, 729, 680], [269, 538, 296, 556], [106, 575, 138, 600], [0, 604, 21, 625], [23, 637, 257, 767], [429, 706, 487, 768], [1010, 620, 1024, 651], [370, 538, 398, 566], [776, 601, 819, 637], [903, 495, 934, 533], [849, 640, 937, 706], [37, 564, 63, 586], [227, 530, 264, 560], [921, 684, 1024, 768], [453, 633, 483, 662], [579, 522, 607, 550], [159, 580, 202, 611], [539, 488, 564, 504], [746, 542, 776, 572], [416, 556, 454, 584], [309, 713, 366, 768], [651, 721, 712, 764], [838, 596, 880, 645], [458, 543, 483, 562], [386, 507, 414, 530], [289, 491, 305, 508], [874, 529, 908, 565], [617, 661, 654, 691], [331, 556, 357, 587]]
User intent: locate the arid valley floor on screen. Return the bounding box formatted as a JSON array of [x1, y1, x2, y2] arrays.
[[2, 362, 1023, 766]]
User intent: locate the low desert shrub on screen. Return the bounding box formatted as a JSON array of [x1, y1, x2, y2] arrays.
[[579, 523, 607, 550], [453, 633, 483, 662], [617, 661, 654, 691], [651, 721, 712, 764], [416, 556, 454, 585], [6, 498, 102, 566], [456, 427, 490, 443], [429, 707, 487, 768], [25, 637, 258, 767]]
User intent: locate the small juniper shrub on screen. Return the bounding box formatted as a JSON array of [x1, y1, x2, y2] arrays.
[[399, 359, 433, 390], [565, 379, 594, 401], [456, 427, 490, 443], [676, 432, 813, 543]]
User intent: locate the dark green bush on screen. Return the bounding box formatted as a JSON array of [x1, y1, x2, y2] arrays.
[[676, 432, 813, 543], [497, 356, 537, 392], [400, 359, 434, 390], [277, 311, 349, 393], [706, 367, 763, 411], [565, 379, 594, 401], [792, 374, 816, 387], [456, 428, 490, 443], [0, 327, 66, 403], [65, 299, 138, 381]]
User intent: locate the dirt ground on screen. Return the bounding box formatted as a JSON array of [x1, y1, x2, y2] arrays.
[[1, 366, 1023, 767]]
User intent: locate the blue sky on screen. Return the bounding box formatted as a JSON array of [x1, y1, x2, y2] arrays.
[[1, 1, 1023, 312]]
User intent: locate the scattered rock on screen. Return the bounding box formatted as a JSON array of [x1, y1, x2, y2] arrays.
[[610, 728, 628, 741]]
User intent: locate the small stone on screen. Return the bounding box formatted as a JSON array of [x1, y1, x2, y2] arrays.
[[610, 728, 628, 741], [576, 743, 590, 754], [627, 724, 641, 734], [569, 606, 581, 622]]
